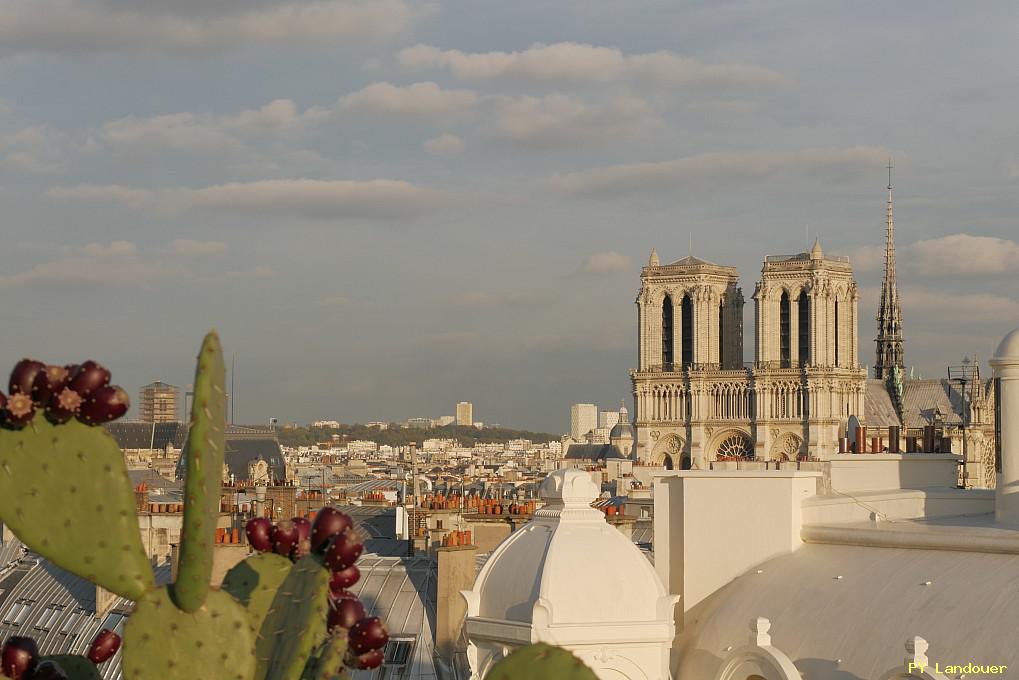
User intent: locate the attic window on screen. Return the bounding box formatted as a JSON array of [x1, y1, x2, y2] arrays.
[[383, 638, 415, 666], [3, 599, 35, 626], [35, 604, 65, 631], [59, 608, 87, 635]]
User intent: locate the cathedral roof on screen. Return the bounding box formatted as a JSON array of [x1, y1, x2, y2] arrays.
[[900, 379, 965, 429], [668, 255, 720, 267], [563, 443, 627, 462], [864, 379, 899, 427]]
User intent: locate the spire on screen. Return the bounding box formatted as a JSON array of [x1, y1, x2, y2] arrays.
[[809, 237, 823, 260], [875, 159, 905, 380], [649, 248, 660, 267]]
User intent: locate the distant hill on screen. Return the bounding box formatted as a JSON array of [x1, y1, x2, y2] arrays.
[[277, 423, 562, 448]]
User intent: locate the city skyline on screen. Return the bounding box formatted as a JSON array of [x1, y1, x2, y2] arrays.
[[2, 2, 1018, 432]]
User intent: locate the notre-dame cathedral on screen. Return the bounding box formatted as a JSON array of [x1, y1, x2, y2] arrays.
[[631, 174, 997, 486]]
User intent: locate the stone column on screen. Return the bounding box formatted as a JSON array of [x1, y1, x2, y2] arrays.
[[991, 329, 1019, 524]]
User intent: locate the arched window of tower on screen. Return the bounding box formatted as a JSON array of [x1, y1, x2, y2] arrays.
[[780, 291, 791, 368], [682, 294, 694, 367], [798, 290, 810, 367], [662, 294, 674, 369]]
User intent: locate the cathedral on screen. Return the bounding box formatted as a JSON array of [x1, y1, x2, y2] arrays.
[[630, 171, 997, 482]]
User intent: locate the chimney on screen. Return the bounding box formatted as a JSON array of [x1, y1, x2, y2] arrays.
[[435, 543, 477, 661], [991, 328, 1019, 524]]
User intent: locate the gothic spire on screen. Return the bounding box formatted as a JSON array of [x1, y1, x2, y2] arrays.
[[875, 160, 905, 380]]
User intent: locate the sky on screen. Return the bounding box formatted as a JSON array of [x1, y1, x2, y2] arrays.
[[1, 0, 1018, 432]]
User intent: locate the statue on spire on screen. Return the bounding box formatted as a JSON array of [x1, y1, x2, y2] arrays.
[[875, 160, 905, 380]]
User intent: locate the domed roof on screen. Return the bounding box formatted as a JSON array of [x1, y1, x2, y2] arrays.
[[465, 469, 673, 626], [609, 401, 634, 443], [994, 327, 1019, 360]]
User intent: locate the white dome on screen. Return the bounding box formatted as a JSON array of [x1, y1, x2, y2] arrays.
[[469, 468, 669, 625], [994, 327, 1019, 359]]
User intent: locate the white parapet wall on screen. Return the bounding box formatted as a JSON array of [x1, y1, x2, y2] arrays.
[[827, 453, 961, 492], [653, 470, 820, 620]]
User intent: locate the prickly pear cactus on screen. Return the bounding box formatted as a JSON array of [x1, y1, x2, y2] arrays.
[[222, 552, 295, 627], [40, 654, 103, 680], [0, 331, 386, 680], [485, 644, 599, 680], [172, 331, 226, 612], [0, 414, 152, 599], [255, 556, 331, 680], [122, 587, 257, 680]]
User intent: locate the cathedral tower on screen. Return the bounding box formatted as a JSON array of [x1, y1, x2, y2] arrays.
[[875, 162, 905, 380]]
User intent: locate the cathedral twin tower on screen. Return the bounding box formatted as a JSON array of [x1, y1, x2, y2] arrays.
[[630, 179, 904, 468]]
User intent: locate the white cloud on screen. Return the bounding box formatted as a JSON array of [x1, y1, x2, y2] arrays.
[[1, 125, 69, 173], [908, 234, 1019, 276], [398, 42, 788, 87], [0, 0, 418, 55], [340, 82, 478, 120], [583, 251, 632, 274], [900, 286, 1019, 323], [171, 239, 227, 256], [424, 133, 464, 154], [319, 295, 352, 306], [49, 178, 447, 221], [492, 94, 657, 149], [0, 240, 189, 287], [551, 146, 891, 197]]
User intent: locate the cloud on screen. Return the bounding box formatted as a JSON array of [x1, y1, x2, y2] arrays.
[[171, 239, 227, 256], [550, 146, 891, 197], [0, 0, 419, 55], [225, 267, 276, 279], [318, 295, 352, 306], [492, 94, 657, 149], [0, 240, 189, 287], [908, 234, 1019, 276], [96, 99, 329, 156], [850, 234, 1019, 276], [583, 251, 632, 274], [424, 133, 464, 154], [1, 125, 69, 173], [340, 82, 478, 120], [49, 178, 447, 221], [449, 291, 546, 308], [398, 42, 788, 87], [900, 286, 1019, 323]]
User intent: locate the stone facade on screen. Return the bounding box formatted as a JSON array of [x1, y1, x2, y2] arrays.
[[632, 241, 867, 468]]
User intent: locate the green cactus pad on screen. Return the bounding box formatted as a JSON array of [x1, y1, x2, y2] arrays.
[[123, 585, 257, 680], [0, 413, 152, 600], [40, 655, 102, 680], [486, 644, 599, 680], [222, 552, 295, 627], [255, 555, 331, 680], [311, 634, 349, 680], [172, 330, 227, 613]]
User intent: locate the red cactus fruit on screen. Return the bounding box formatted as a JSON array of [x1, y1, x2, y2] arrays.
[[77, 386, 129, 425], [9, 359, 45, 397], [311, 507, 353, 552], [353, 649, 384, 670], [271, 520, 300, 557], [31, 659, 70, 680], [5, 393, 36, 428], [245, 517, 274, 552], [348, 617, 389, 654], [87, 629, 121, 664], [67, 360, 111, 398], [323, 529, 364, 572], [330, 564, 360, 589], [31, 364, 70, 406], [46, 387, 83, 425], [327, 597, 366, 632], [1, 635, 39, 680]]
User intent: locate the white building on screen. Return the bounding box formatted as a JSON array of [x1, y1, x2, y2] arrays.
[[311, 419, 340, 429], [463, 468, 676, 680], [456, 402, 473, 426], [570, 403, 598, 440], [599, 409, 620, 429]]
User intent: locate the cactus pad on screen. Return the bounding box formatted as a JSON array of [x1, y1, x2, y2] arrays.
[[40, 655, 102, 680], [486, 644, 599, 680], [311, 635, 349, 680], [173, 331, 227, 612], [123, 586, 257, 680], [0, 414, 152, 599], [222, 552, 295, 627], [256, 556, 331, 680]]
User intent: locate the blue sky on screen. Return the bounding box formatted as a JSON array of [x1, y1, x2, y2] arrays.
[[1, 0, 1017, 431]]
